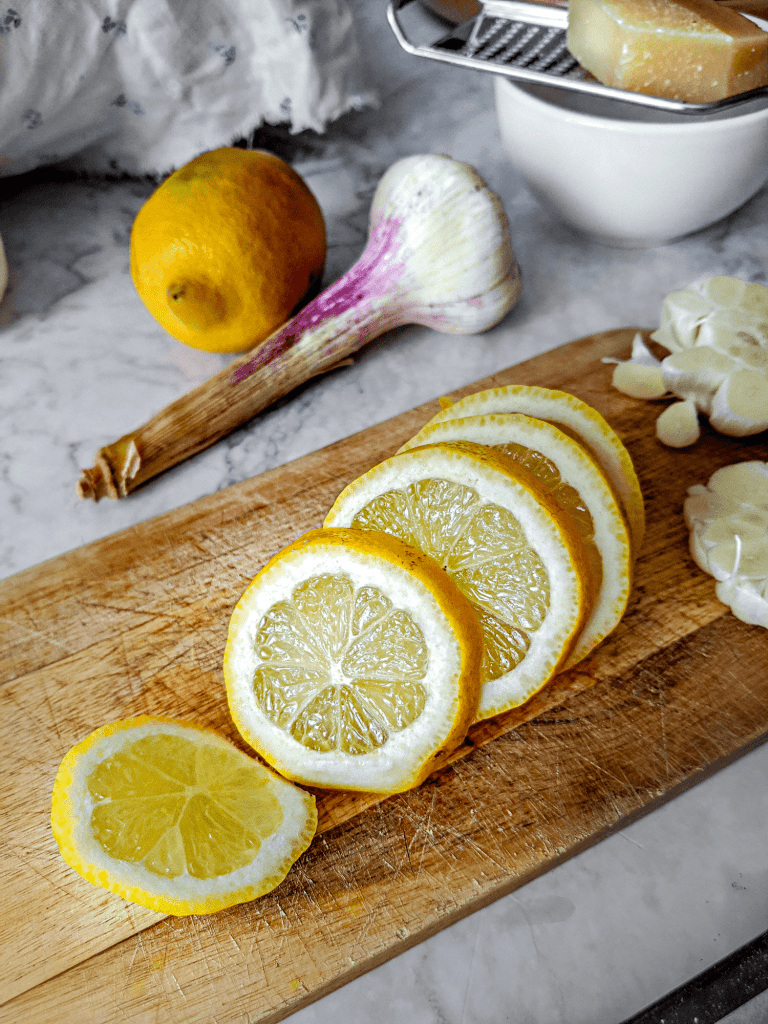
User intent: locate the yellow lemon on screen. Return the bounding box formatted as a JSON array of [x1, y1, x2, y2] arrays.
[[51, 716, 317, 916], [130, 147, 326, 353]]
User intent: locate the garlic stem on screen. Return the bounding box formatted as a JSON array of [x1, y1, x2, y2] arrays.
[[77, 155, 521, 501]]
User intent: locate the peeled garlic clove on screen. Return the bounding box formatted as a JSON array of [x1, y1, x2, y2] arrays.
[[707, 460, 768, 506], [612, 361, 667, 399], [703, 508, 768, 546], [703, 275, 748, 308], [660, 346, 736, 413], [715, 576, 768, 628], [708, 369, 768, 436], [708, 535, 768, 580], [655, 399, 700, 447], [741, 281, 768, 318], [605, 332, 668, 398], [684, 485, 738, 525]]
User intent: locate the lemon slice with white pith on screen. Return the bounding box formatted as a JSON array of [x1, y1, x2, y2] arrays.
[[51, 716, 317, 915], [224, 527, 483, 793]]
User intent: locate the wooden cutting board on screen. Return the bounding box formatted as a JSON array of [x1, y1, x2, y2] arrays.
[[2, 328, 767, 1024]]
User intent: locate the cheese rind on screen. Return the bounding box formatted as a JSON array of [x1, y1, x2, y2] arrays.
[[567, 0, 768, 103]]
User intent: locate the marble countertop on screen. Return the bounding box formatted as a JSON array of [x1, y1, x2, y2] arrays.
[[1, 2, 767, 1022]]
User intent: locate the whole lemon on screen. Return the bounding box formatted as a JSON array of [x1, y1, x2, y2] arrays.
[[130, 147, 326, 354]]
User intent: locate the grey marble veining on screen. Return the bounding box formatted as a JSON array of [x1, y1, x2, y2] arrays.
[[1, 2, 767, 1021]]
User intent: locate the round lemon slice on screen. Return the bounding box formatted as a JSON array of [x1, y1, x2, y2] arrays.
[[51, 716, 317, 916], [425, 385, 645, 554], [224, 528, 483, 794], [325, 442, 592, 721], [399, 413, 632, 668]]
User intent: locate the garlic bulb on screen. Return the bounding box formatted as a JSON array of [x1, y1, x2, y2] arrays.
[[364, 154, 521, 334], [607, 277, 768, 444], [78, 154, 522, 500], [684, 461, 768, 627], [651, 275, 768, 353]]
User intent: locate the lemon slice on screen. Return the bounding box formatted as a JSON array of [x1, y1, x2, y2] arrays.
[[425, 385, 645, 554], [224, 528, 483, 794], [399, 413, 632, 668], [325, 442, 592, 720], [51, 716, 317, 916]]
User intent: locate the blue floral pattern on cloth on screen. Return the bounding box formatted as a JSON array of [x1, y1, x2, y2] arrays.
[[0, 0, 375, 177]]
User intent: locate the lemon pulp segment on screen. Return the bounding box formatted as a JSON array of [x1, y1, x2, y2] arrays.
[[253, 572, 429, 755], [51, 717, 317, 915], [349, 476, 548, 686], [87, 732, 283, 879], [491, 440, 603, 597]]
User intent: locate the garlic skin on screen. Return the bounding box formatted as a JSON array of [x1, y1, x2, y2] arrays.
[[608, 278, 768, 443], [684, 461, 768, 628]]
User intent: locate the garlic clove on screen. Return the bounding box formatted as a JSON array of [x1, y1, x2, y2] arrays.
[[684, 485, 737, 525], [715, 577, 768, 628], [697, 307, 768, 354], [612, 361, 667, 400], [708, 368, 768, 436], [708, 535, 768, 579], [707, 460, 768, 506], [655, 398, 700, 447], [703, 509, 768, 546], [742, 281, 768, 318], [604, 331, 668, 399], [660, 346, 737, 413], [704, 275, 749, 307]]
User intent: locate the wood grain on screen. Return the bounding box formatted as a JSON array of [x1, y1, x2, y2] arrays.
[[2, 328, 767, 1023]]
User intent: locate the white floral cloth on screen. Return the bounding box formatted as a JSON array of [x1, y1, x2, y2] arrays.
[[0, 0, 375, 178]]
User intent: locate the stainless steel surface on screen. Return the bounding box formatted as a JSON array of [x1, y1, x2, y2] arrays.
[[388, 0, 768, 115]]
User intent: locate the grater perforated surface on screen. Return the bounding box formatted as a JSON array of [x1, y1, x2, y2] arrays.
[[388, 0, 768, 115]]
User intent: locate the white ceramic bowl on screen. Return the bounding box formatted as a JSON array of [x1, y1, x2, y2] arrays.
[[494, 74, 768, 247]]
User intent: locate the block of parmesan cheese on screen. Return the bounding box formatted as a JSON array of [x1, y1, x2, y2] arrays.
[[567, 0, 768, 103]]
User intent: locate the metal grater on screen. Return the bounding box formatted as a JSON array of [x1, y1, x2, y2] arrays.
[[388, 0, 768, 115]]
